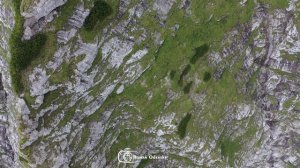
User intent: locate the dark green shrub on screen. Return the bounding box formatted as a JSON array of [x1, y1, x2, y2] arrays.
[[190, 44, 209, 64], [10, 34, 47, 71], [178, 65, 191, 86], [203, 71, 211, 82], [169, 70, 176, 80], [9, 0, 47, 94], [183, 81, 193, 94], [177, 113, 192, 139], [137, 158, 151, 168], [83, 0, 113, 31], [181, 65, 191, 77]]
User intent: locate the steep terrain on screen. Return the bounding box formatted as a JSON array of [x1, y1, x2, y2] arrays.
[[0, 0, 299, 167]]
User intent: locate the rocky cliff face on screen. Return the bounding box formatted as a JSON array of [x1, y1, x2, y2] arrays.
[[0, 0, 299, 167], [210, 3, 300, 167], [0, 1, 19, 167]]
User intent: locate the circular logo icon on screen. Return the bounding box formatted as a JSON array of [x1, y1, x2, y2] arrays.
[[122, 151, 134, 162]]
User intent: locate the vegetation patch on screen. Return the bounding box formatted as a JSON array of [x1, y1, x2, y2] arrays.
[[19, 156, 30, 167], [137, 158, 151, 168], [177, 113, 192, 139], [87, 51, 102, 74], [79, 127, 90, 148], [20, 0, 34, 12], [52, 0, 81, 29], [58, 108, 76, 128], [83, 0, 113, 31], [169, 70, 176, 80], [203, 71, 212, 82], [258, 0, 289, 9], [183, 81, 193, 94], [218, 138, 241, 167], [50, 62, 73, 84], [9, 0, 47, 94], [38, 89, 61, 111], [190, 44, 209, 64], [283, 98, 294, 109], [108, 130, 144, 162]]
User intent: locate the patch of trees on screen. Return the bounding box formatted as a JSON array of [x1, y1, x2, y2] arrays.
[[83, 0, 113, 31], [190, 44, 209, 64]]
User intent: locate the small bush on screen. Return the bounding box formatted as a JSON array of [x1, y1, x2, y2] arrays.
[[190, 44, 209, 64], [203, 71, 211, 82], [177, 113, 192, 139], [83, 0, 113, 31], [183, 81, 193, 94], [178, 65, 191, 86], [169, 70, 176, 80]]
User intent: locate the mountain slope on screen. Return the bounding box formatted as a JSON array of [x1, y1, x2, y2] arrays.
[[0, 0, 299, 167]]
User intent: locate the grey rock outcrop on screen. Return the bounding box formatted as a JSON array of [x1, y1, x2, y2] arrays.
[[0, 1, 19, 168], [21, 0, 67, 27], [0, 74, 15, 168], [210, 3, 300, 167], [22, 0, 67, 39]]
